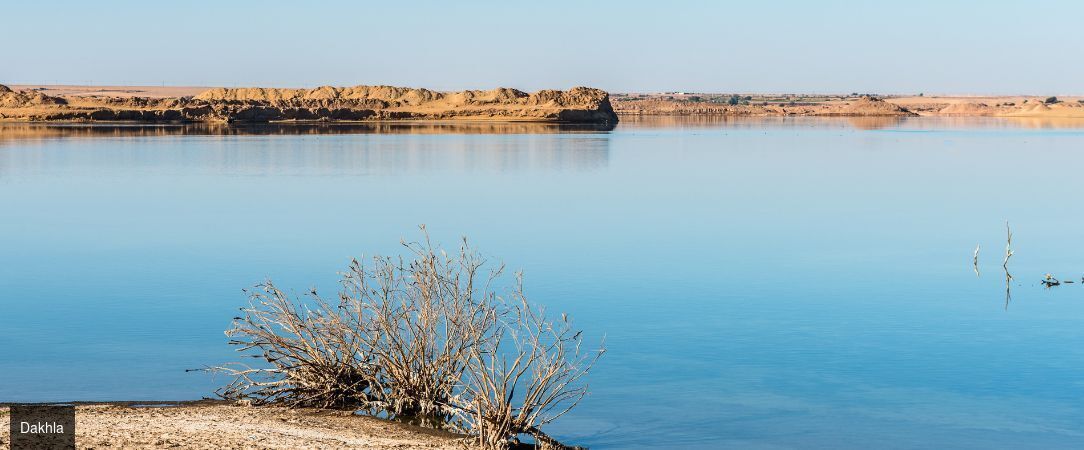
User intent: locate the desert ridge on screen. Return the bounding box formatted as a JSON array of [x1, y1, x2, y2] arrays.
[[6, 84, 1084, 123], [612, 92, 1084, 118], [0, 84, 619, 124]]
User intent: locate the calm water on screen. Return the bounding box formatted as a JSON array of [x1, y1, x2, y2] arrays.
[[3, 118, 1084, 448]]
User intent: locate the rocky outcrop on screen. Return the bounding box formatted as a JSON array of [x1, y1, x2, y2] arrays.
[[0, 84, 618, 124], [816, 96, 917, 117], [194, 85, 447, 107], [189, 85, 617, 123], [0, 84, 67, 108]]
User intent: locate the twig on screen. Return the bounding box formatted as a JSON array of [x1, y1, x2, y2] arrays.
[[973, 244, 980, 277], [1003, 221, 1013, 269], [1003, 222, 1013, 310]]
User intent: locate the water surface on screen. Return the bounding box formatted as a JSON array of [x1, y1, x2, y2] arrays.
[[3, 118, 1084, 448]]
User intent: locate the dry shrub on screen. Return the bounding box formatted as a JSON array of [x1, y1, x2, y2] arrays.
[[210, 227, 602, 449], [453, 274, 604, 449], [212, 282, 379, 409], [339, 235, 504, 425]]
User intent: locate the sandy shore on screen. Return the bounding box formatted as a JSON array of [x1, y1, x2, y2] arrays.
[[0, 403, 460, 449]]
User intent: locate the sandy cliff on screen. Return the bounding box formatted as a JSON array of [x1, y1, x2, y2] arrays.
[[0, 85, 67, 108], [0, 84, 618, 124]]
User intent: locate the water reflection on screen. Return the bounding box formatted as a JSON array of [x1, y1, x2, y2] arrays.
[[997, 116, 1084, 130], [615, 115, 1084, 131], [894, 116, 1084, 130], [615, 115, 850, 130], [0, 124, 612, 177], [7, 118, 1084, 448], [0, 122, 616, 145], [615, 115, 915, 130], [1005, 268, 1013, 310], [846, 116, 905, 130]]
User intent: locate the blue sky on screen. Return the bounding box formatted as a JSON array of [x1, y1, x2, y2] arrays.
[[3, 1, 1081, 94]]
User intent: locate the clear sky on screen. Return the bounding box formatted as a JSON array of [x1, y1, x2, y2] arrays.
[[3, 0, 1081, 94]]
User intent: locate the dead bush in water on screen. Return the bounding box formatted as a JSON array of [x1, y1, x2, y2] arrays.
[[209, 228, 602, 449], [453, 274, 604, 449], [209, 282, 381, 409], [340, 234, 505, 424]]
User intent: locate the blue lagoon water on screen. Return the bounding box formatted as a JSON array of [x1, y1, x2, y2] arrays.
[[3, 118, 1084, 448]]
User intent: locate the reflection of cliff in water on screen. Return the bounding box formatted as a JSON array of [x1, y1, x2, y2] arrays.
[[0, 122, 615, 142], [0, 123, 611, 177], [846, 116, 905, 130], [616, 115, 910, 130], [616, 114, 1084, 131]]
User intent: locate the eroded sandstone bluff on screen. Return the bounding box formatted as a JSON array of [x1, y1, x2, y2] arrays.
[[0, 84, 619, 124]]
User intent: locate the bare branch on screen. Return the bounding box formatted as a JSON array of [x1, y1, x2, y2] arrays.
[[206, 230, 601, 449]]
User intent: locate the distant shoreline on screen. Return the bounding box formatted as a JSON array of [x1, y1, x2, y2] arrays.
[[612, 92, 1084, 119], [5, 85, 1084, 125]]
